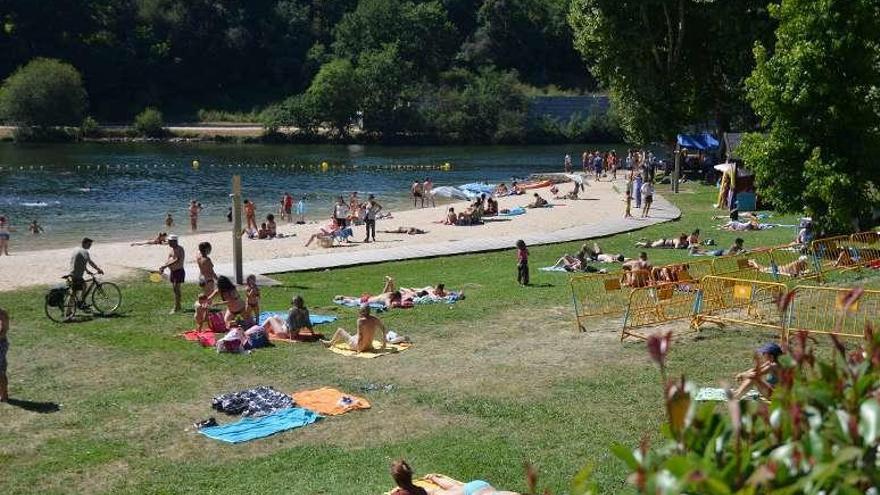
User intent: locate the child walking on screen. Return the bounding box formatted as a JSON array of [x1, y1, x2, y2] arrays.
[[515, 239, 530, 286], [245, 274, 261, 322]]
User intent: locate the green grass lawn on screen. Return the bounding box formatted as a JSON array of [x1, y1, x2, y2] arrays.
[[1, 183, 876, 494]]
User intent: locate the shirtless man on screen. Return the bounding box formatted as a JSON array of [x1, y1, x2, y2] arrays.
[[526, 193, 548, 208], [322, 306, 387, 353], [188, 200, 202, 231], [0, 307, 9, 401], [282, 192, 294, 222], [243, 200, 258, 231], [196, 241, 217, 297], [423, 178, 435, 207], [159, 235, 186, 313], [748, 256, 811, 277], [28, 219, 43, 234]]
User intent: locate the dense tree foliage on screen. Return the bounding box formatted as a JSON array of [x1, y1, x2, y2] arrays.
[[0, 0, 591, 120], [569, 0, 773, 144], [738, 0, 880, 233], [0, 58, 88, 126]]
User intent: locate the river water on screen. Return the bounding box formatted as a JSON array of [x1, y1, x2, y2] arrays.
[[0, 142, 624, 251]]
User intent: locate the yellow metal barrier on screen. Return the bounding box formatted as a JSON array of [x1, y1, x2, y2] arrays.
[[692, 276, 788, 335], [849, 232, 880, 267], [570, 272, 631, 331], [784, 286, 880, 342], [811, 235, 854, 272], [711, 249, 770, 276], [621, 282, 701, 341]]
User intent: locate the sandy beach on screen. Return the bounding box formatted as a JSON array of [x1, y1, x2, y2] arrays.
[[0, 179, 678, 291]]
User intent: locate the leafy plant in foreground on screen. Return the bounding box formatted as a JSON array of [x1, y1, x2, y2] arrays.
[[591, 288, 880, 494]]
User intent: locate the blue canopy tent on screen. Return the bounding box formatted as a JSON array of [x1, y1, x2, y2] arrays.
[[676, 132, 720, 151], [672, 132, 719, 193]]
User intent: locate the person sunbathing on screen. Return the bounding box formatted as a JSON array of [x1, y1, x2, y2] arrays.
[[620, 265, 652, 287], [747, 256, 811, 277], [383, 227, 428, 235], [495, 183, 509, 196], [526, 193, 548, 208], [423, 473, 520, 495], [322, 305, 387, 353], [390, 460, 428, 495], [734, 342, 782, 399], [304, 217, 340, 247], [130, 232, 168, 246], [510, 181, 525, 195], [636, 234, 688, 249], [442, 208, 458, 225], [722, 219, 761, 231], [384, 277, 449, 299]]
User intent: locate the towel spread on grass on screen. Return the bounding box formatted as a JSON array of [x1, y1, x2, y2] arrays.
[[382, 476, 461, 495], [258, 311, 338, 326], [333, 298, 388, 311], [695, 387, 761, 402], [328, 341, 412, 358], [540, 266, 569, 272], [292, 387, 371, 416], [183, 330, 219, 347], [199, 407, 321, 444], [411, 291, 464, 305], [212, 386, 296, 417]]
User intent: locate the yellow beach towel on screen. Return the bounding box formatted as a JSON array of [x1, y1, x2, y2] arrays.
[[328, 340, 412, 358], [292, 387, 370, 416], [383, 476, 459, 495]]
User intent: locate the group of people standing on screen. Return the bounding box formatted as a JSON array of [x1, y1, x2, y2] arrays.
[[410, 178, 435, 208]]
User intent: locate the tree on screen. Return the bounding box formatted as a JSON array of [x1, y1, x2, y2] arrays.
[[568, 0, 772, 144], [738, 0, 880, 232], [0, 58, 88, 126], [306, 58, 360, 136], [354, 43, 414, 138], [332, 0, 457, 80], [134, 107, 165, 137]]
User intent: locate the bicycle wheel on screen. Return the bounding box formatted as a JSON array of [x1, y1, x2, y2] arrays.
[[45, 291, 76, 323], [91, 282, 122, 314]]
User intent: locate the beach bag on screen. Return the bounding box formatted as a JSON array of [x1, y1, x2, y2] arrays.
[[46, 286, 67, 307], [209, 312, 226, 332]]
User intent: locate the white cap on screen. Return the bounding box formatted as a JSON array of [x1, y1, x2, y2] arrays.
[[168, 235, 179, 241]]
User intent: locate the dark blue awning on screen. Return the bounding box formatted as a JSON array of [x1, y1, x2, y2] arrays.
[[677, 133, 720, 151]]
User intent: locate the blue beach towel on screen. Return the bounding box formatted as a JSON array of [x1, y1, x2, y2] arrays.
[[258, 311, 338, 326], [199, 407, 321, 444], [411, 291, 464, 305], [500, 207, 526, 217]]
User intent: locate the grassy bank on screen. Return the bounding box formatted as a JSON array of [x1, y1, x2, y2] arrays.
[[1, 183, 875, 494]]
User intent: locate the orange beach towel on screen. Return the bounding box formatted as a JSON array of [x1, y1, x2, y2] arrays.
[[292, 387, 371, 416]]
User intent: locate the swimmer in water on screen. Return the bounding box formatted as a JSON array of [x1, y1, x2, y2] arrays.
[[165, 212, 174, 229], [28, 219, 44, 235]]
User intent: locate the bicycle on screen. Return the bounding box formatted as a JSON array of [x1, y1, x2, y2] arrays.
[[45, 272, 122, 323]]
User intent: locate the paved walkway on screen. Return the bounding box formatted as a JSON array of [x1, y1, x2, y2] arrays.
[[182, 194, 680, 283]]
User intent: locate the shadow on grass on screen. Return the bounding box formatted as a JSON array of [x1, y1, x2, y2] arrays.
[[6, 398, 61, 413], [526, 283, 555, 288]]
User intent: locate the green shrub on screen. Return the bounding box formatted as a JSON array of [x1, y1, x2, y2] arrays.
[[80, 116, 100, 138], [0, 57, 88, 127], [133, 108, 165, 137], [196, 109, 260, 123], [589, 289, 880, 494]]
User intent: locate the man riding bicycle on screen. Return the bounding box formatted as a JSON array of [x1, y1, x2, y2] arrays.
[[70, 237, 104, 306]]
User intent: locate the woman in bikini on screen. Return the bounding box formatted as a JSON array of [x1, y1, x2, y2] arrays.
[[208, 276, 247, 327], [245, 274, 261, 321], [423, 474, 519, 495], [0, 216, 13, 256]]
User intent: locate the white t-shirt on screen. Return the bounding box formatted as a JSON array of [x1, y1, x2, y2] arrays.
[[70, 247, 91, 278], [641, 183, 654, 197], [334, 204, 349, 218]]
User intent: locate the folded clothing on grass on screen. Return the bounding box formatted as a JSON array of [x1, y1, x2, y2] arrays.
[[329, 341, 411, 358], [539, 266, 569, 272], [292, 387, 371, 416], [212, 386, 296, 417], [199, 407, 320, 444], [258, 311, 338, 326]]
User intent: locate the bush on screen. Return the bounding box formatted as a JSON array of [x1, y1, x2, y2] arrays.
[[0, 58, 88, 127], [261, 94, 320, 136], [133, 108, 165, 137], [592, 289, 880, 494], [81, 116, 100, 138]]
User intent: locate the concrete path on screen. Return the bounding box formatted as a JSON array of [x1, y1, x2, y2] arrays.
[[185, 194, 680, 282]]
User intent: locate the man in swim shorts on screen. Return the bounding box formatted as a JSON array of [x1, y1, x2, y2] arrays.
[[159, 235, 186, 314], [322, 305, 387, 353], [411, 181, 424, 208]]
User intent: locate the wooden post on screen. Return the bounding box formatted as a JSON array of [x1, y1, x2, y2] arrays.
[[231, 175, 243, 284], [672, 145, 681, 194]]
